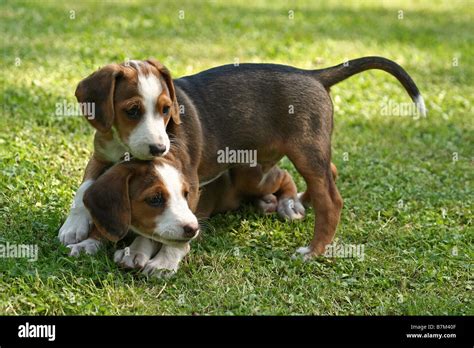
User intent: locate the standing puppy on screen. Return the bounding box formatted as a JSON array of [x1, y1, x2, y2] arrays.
[[61, 57, 425, 260]]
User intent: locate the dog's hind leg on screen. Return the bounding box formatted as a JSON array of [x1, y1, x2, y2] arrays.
[[288, 151, 343, 259], [298, 162, 338, 208]]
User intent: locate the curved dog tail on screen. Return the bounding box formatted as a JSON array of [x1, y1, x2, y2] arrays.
[[313, 56, 426, 116]]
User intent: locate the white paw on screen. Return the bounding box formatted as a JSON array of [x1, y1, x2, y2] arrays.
[[114, 248, 150, 270], [67, 238, 101, 256], [257, 194, 278, 214], [59, 208, 91, 245], [277, 197, 305, 220], [292, 246, 314, 261], [142, 257, 178, 279]]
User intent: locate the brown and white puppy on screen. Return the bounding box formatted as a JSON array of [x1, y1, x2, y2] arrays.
[[70, 157, 307, 276], [62, 56, 425, 261], [69, 156, 199, 277], [59, 59, 181, 246]]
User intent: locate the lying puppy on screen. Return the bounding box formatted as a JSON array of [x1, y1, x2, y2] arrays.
[[70, 156, 307, 276], [72, 156, 199, 277], [61, 56, 425, 260]]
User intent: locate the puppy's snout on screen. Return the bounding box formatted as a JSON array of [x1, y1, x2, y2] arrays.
[[149, 144, 166, 156], [182, 224, 199, 239]]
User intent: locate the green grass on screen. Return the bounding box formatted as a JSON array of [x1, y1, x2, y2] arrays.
[[0, 0, 472, 315]]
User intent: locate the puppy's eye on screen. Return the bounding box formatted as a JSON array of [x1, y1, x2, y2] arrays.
[[183, 190, 189, 199], [162, 106, 170, 115], [146, 193, 165, 207], [126, 106, 141, 119]]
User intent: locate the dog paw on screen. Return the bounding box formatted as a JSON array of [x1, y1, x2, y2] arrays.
[[292, 246, 317, 261], [277, 197, 305, 220], [142, 258, 178, 279], [114, 248, 150, 270], [144, 268, 176, 279], [59, 208, 91, 245], [256, 194, 278, 214], [67, 238, 101, 257]]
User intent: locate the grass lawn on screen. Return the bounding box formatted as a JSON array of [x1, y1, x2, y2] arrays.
[[0, 0, 472, 315]]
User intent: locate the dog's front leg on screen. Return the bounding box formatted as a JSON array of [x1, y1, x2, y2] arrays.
[[114, 236, 161, 270], [67, 224, 104, 256], [142, 243, 190, 278], [58, 156, 111, 245]]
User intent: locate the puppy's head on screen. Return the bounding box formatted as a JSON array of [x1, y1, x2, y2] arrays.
[[75, 59, 181, 160], [83, 159, 199, 246]]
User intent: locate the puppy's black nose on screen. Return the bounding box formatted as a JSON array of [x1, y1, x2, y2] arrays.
[[149, 144, 166, 156], [183, 224, 199, 238]]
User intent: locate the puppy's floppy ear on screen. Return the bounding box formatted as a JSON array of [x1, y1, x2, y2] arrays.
[[75, 64, 123, 133], [146, 58, 181, 125], [83, 163, 134, 242]]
